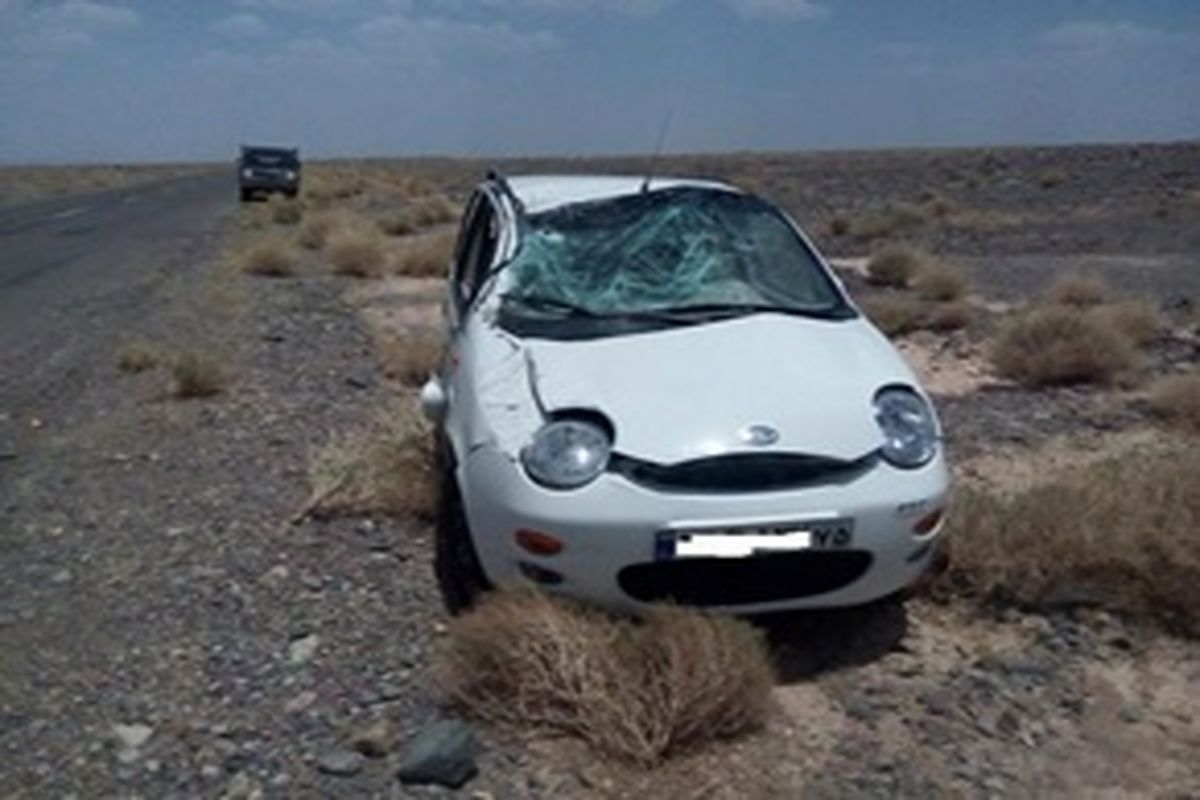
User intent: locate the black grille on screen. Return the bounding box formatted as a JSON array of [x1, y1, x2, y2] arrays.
[[618, 551, 873, 606], [609, 452, 875, 493]]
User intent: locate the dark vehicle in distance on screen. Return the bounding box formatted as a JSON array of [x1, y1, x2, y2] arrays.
[[238, 145, 300, 202]]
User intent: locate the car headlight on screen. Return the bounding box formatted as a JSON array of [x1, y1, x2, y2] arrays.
[[285, 170, 296, 181], [521, 419, 611, 489], [241, 168, 253, 178], [873, 387, 938, 468]]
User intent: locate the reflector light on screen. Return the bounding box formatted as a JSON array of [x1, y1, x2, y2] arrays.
[[515, 529, 564, 556]]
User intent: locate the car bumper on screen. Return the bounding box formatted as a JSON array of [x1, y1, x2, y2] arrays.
[[459, 445, 950, 615]]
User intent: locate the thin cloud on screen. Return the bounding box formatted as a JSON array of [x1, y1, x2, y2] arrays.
[[211, 12, 269, 39], [5, 0, 140, 52], [1041, 20, 1200, 53], [725, 0, 828, 21]]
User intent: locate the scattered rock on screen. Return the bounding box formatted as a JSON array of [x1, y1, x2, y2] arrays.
[[349, 720, 392, 758], [288, 634, 319, 665], [397, 719, 480, 789], [112, 723, 154, 750], [315, 748, 364, 777]]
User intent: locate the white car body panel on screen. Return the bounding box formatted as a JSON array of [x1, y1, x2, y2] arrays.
[[430, 174, 951, 614]]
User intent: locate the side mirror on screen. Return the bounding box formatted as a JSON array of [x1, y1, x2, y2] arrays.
[[420, 377, 447, 422]]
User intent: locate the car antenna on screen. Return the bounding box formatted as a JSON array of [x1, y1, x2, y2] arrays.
[[640, 106, 674, 194]]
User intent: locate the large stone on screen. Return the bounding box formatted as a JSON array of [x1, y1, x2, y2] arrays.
[[397, 720, 480, 788], [315, 748, 364, 777]]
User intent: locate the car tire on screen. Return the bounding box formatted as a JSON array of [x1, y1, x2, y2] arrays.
[[239, 188, 252, 203], [434, 444, 491, 615]]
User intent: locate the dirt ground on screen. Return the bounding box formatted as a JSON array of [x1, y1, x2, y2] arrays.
[[1, 142, 1198, 798]]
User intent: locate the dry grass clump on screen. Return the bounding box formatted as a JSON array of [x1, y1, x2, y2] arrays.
[[116, 340, 159, 373], [392, 228, 457, 278], [924, 301, 973, 332], [238, 236, 297, 277], [1085, 299, 1163, 346], [378, 195, 459, 237], [990, 305, 1138, 386], [437, 590, 774, 765], [172, 350, 227, 398], [1147, 374, 1200, 434], [851, 202, 927, 240], [1048, 273, 1111, 308], [327, 229, 387, 278], [866, 245, 926, 288], [298, 212, 338, 251], [303, 405, 434, 519], [913, 261, 968, 302], [859, 295, 928, 336], [939, 449, 1200, 635], [268, 195, 303, 225], [381, 332, 443, 387]]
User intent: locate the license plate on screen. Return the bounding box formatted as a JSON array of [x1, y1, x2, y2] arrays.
[[655, 518, 854, 560]]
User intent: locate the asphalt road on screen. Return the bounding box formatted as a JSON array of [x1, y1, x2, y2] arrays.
[[0, 171, 230, 451]]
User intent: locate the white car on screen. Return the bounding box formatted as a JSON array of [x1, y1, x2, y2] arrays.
[[421, 173, 950, 615]]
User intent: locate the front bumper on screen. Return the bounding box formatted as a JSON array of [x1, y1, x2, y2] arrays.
[[459, 445, 950, 615]]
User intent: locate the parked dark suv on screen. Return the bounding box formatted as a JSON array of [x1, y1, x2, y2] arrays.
[[238, 145, 301, 201]]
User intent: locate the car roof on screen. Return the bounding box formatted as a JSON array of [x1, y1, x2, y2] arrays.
[[503, 174, 740, 214]]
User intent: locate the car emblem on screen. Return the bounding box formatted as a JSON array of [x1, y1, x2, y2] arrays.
[[739, 424, 780, 447]]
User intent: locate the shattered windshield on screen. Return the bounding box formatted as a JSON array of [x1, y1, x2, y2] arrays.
[[499, 187, 850, 331]]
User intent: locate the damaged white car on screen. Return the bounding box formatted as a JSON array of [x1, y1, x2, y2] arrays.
[[421, 173, 950, 614]]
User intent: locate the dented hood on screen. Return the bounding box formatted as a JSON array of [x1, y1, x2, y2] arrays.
[[524, 314, 919, 464]]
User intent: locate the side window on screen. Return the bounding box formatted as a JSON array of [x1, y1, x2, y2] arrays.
[[453, 192, 500, 311]]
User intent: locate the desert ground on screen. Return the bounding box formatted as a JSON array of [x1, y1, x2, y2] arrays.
[[1, 141, 1198, 798]]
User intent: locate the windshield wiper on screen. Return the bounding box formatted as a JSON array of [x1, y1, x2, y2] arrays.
[[501, 293, 695, 325], [647, 302, 852, 321]]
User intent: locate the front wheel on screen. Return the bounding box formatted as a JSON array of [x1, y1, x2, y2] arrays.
[[434, 454, 490, 614]]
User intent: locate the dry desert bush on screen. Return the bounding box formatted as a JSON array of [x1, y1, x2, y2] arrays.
[[381, 332, 443, 387], [923, 301, 974, 332], [859, 295, 929, 336], [303, 405, 434, 519], [327, 228, 387, 278], [268, 194, 303, 225], [866, 245, 927, 288], [298, 212, 338, 251], [378, 195, 459, 237], [392, 228, 456, 278], [913, 261, 968, 302], [437, 590, 774, 765], [851, 202, 927, 241], [1148, 373, 1200, 434], [237, 236, 297, 277], [172, 350, 227, 398], [116, 340, 159, 373], [990, 305, 1138, 386], [1085, 299, 1164, 346], [1048, 273, 1111, 308], [939, 448, 1200, 635]]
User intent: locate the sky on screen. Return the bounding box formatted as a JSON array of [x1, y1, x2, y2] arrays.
[[0, 0, 1198, 163]]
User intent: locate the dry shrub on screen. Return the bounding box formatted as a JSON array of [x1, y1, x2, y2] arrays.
[[392, 228, 456, 278], [924, 301, 973, 332], [918, 190, 956, 219], [1148, 374, 1200, 434], [913, 261, 968, 302], [437, 590, 774, 765], [116, 340, 158, 373], [990, 306, 1138, 386], [327, 229, 387, 278], [851, 202, 927, 240], [826, 214, 850, 237], [381, 332, 443, 387], [938, 449, 1200, 635], [866, 245, 926, 288], [1048, 273, 1111, 308], [379, 195, 459, 237], [304, 405, 434, 519], [859, 295, 928, 336], [1085, 299, 1163, 346], [268, 195, 303, 225], [1038, 170, 1065, 189], [238, 236, 297, 277], [298, 212, 338, 251], [172, 350, 227, 398]]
